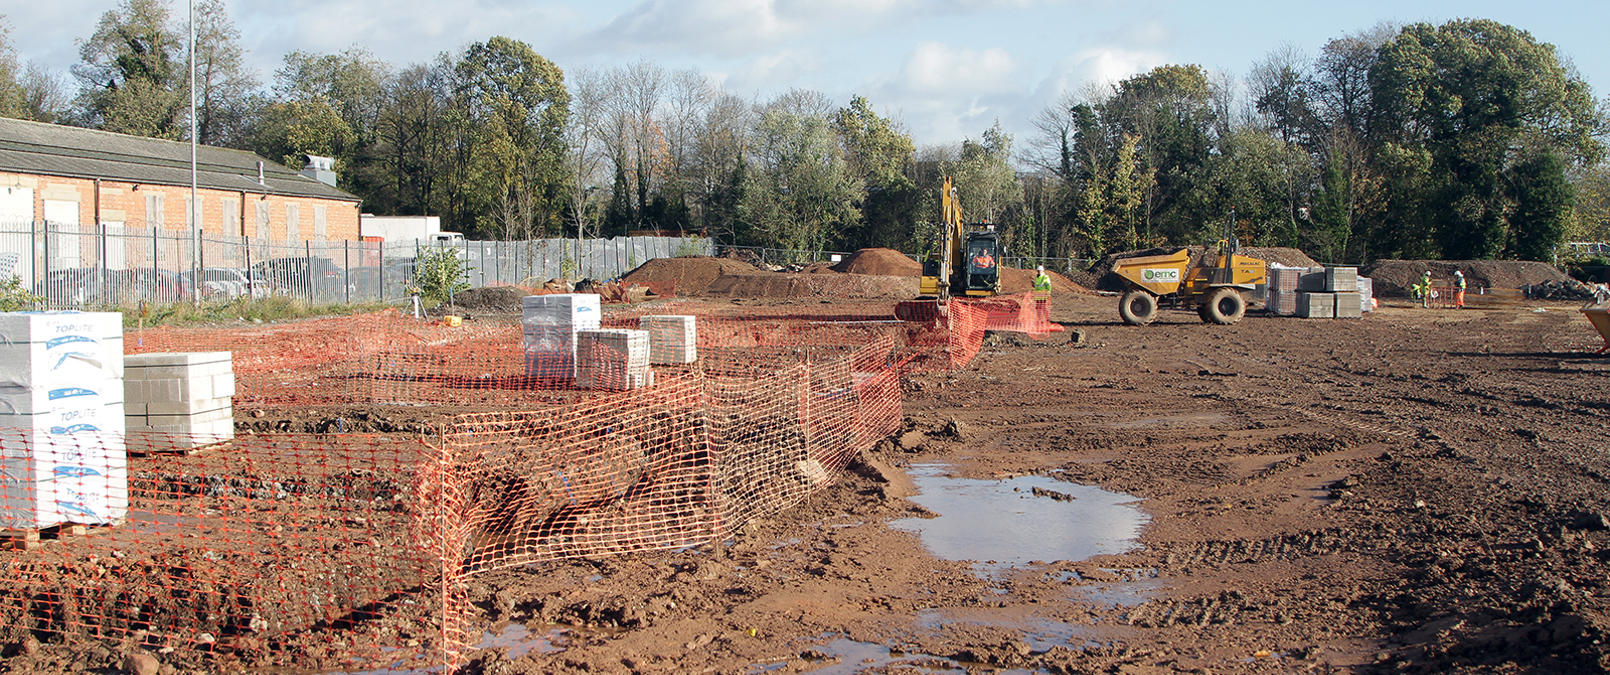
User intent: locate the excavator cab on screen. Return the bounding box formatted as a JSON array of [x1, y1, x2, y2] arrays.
[[960, 230, 999, 296]]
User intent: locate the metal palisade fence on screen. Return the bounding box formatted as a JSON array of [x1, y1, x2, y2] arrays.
[[0, 220, 712, 308]]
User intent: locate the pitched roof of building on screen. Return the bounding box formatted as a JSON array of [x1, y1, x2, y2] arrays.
[[0, 117, 360, 203]]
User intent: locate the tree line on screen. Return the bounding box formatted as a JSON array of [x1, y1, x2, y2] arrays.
[[1, 3, 1607, 262]]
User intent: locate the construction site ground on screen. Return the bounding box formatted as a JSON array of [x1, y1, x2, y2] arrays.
[[437, 292, 1610, 674]]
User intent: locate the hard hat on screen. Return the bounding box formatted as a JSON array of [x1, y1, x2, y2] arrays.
[[1454, 270, 1464, 276], [1036, 265, 1044, 272]]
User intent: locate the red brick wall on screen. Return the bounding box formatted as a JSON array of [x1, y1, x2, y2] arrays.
[[0, 170, 360, 241]]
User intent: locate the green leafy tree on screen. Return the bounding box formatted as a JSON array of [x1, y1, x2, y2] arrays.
[[1509, 151, 1575, 261], [455, 36, 570, 239], [250, 97, 355, 169], [407, 247, 469, 306], [71, 0, 185, 138], [1371, 19, 1604, 259], [741, 100, 862, 253], [191, 0, 258, 147], [832, 95, 916, 249]]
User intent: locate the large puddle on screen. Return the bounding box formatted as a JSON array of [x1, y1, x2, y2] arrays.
[[889, 464, 1149, 573]]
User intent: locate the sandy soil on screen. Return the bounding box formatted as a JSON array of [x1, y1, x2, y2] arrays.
[[429, 295, 1610, 674]]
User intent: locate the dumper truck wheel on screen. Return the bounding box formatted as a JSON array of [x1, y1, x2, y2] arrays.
[[1119, 289, 1159, 326], [1202, 287, 1247, 325]]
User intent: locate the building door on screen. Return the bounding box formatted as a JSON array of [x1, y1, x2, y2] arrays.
[[44, 199, 81, 270], [102, 221, 127, 270], [0, 187, 31, 283]]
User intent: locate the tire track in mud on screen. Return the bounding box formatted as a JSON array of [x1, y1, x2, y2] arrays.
[[1155, 528, 1366, 568]]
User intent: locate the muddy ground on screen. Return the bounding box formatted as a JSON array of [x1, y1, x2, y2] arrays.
[[7, 292, 1610, 674], [443, 294, 1610, 675]]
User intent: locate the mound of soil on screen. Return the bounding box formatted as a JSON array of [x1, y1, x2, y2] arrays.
[[704, 272, 916, 299], [1086, 246, 1320, 291], [449, 286, 527, 312], [622, 257, 764, 295], [833, 248, 921, 276], [1362, 259, 1574, 297], [998, 268, 1093, 296]]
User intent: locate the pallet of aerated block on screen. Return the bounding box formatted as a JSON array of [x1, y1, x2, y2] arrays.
[[124, 352, 235, 455]]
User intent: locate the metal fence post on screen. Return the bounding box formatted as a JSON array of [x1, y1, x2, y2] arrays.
[[305, 240, 314, 304], [150, 227, 158, 305], [378, 241, 386, 302], [39, 222, 51, 306], [244, 236, 254, 299], [99, 223, 108, 304], [343, 239, 351, 304]]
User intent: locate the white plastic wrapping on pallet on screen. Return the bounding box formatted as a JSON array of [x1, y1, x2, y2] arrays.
[[0, 467, 130, 528], [0, 311, 127, 529], [575, 329, 652, 390], [522, 294, 602, 378], [1359, 277, 1375, 313], [124, 352, 235, 450], [1267, 289, 1299, 316], [638, 315, 698, 365]]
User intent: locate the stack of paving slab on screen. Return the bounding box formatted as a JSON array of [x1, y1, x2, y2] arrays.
[[0, 311, 128, 529], [1270, 266, 1371, 318], [575, 329, 652, 390], [1265, 266, 1303, 316], [124, 352, 235, 452], [639, 315, 698, 365], [522, 294, 601, 380]]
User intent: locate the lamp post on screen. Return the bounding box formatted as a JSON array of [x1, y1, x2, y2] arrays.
[[189, 0, 198, 306]]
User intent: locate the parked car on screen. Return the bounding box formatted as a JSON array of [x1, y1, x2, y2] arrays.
[[33, 268, 113, 306], [117, 269, 192, 303], [251, 257, 353, 302], [179, 267, 271, 300]]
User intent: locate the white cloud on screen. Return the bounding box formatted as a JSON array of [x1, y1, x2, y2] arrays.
[[724, 49, 821, 95], [583, 0, 794, 57], [898, 42, 1017, 94], [235, 0, 579, 77]]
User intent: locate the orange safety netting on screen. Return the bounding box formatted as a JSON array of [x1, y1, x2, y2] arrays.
[[0, 292, 1056, 670]]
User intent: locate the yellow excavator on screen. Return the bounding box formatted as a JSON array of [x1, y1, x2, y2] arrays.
[[894, 177, 999, 322], [1113, 211, 1266, 325]]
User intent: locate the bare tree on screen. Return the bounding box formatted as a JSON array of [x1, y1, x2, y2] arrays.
[[565, 68, 608, 240], [662, 68, 714, 222], [604, 61, 665, 225]]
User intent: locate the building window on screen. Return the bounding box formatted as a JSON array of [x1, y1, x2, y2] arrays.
[[255, 200, 269, 238], [223, 198, 240, 234], [145, 194, 165, 229], [314, 205, 327, 240], [286, 204, 300, 243], [184, 194, 202, 229]]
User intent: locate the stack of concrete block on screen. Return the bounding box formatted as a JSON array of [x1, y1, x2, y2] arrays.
[[1296, 292, 1335, 318], [575, 329, 652, 391], [639, 315, 698, 365], [1265, 266, 1303, 316], [124, 352, 234, 451], [0, 311, 127, 529], [1326, 267, 1358, 293], [522, 294, 601, 379], [1297, 267, 1328, 292]]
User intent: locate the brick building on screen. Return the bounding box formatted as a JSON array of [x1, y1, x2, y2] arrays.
[[0, 117, 361, 278]]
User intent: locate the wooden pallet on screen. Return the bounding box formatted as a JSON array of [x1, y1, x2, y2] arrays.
[[127, 439, 232, 458], [1, 523, 88, 551]]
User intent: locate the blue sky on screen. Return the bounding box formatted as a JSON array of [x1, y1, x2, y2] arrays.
[[6, 0, 1607, 148]]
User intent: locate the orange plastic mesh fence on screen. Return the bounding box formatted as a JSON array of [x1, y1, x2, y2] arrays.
[[431, 338, 904, 662], [0, 292, 1054, 668], [0, 431, 444, 671]]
